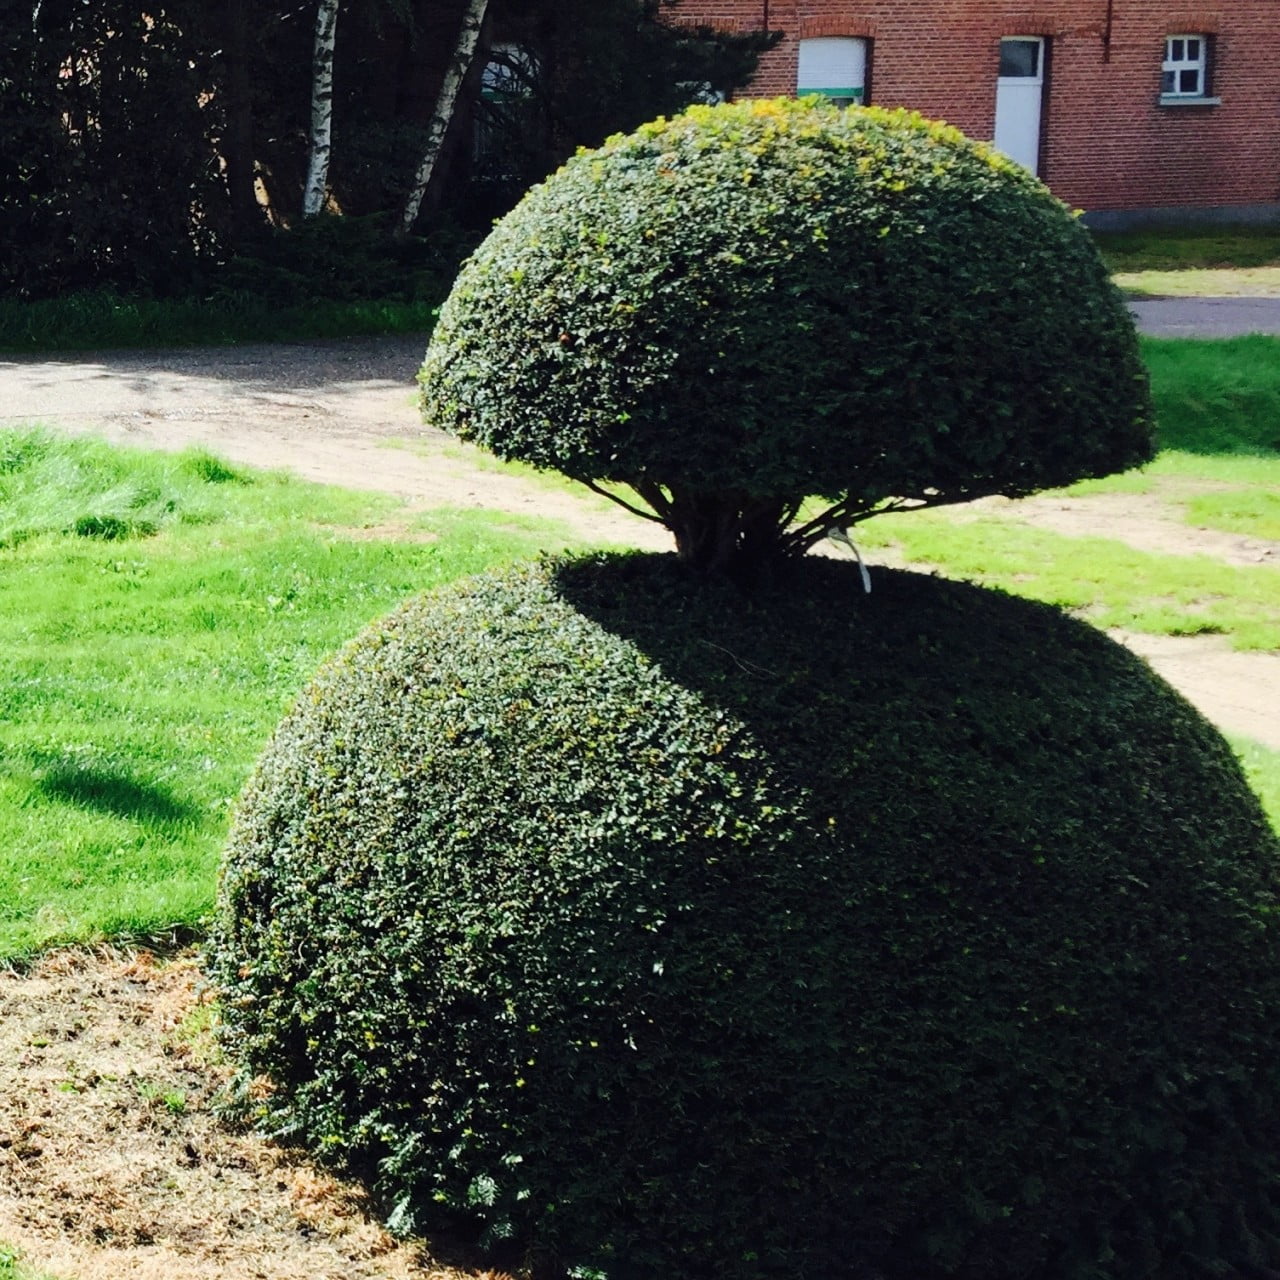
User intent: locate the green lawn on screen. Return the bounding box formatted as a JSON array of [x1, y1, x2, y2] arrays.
[[3, 335, 1279, 963], [858, 514, 1279, 648], [0, 430, 579, 960], [0, 1246, 51, 1280], [857, 336, 1280, 649], [1096, 226, 1280, 297]]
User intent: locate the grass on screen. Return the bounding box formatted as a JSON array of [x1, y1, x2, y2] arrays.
[[1094, 226, 1280, 297], [858, 515, 1279, 648], [1186, 487, 1280, 541], [1066, 337, 1280, 540], [856, 336, 1279, 649], [0, 429, 581, 961], [1144, 336, 1280, 456], [0, 1247, 53, 1280], [1112, 266, 1280, 299], [1233, 738, 1280, 832], [1095, 227, 1280, 272], [0, 289, 439, 352]]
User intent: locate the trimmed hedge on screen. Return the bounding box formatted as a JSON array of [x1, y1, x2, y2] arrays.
[[419, 100, 1153, 568], [211, 555, 1280, 1280]]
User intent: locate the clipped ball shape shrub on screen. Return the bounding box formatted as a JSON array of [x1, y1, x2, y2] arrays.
[[212, 556, 1280, 1280], [419, 100, 1152, 557]]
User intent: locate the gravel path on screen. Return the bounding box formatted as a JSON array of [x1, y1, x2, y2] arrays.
[[1, 326, 1277, 749], [1129, 295, 1280, 338]]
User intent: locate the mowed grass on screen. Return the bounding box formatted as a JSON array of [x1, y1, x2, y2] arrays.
[[1234, 738, 1280, 832], [858, 516, 1279, 648], [0, 429, 579, 961], [1096, 225, 1280, 297], [860, 336, 1280, 650], [1066, 337, 1280, 544], [0, 1249, 39, 1280]]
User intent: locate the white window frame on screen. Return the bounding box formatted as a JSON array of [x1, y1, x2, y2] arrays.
[[998, 36, 1044, 84], [1161, 34, 1212, 102]]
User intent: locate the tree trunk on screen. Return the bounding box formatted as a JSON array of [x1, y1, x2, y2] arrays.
[[301, 0, 340, 218], [397, 0, 490, 237], [666, 488, 789, 579]]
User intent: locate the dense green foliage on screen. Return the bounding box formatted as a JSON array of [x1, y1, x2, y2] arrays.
[[212, 554, 1280, 1280], [1, 0, 220, 299], [420, 99, 1153, 569], [1, 0, 771, 302], [0, 288, 442, 353]]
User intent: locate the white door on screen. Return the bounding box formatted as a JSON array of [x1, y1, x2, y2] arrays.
[[994, 37, 1044, 174]]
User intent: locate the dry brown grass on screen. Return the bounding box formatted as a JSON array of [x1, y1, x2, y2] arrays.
[[0, 948, 516, 1280]]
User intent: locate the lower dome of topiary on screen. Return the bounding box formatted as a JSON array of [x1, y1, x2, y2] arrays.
[[211, 555, 1280, 1280]]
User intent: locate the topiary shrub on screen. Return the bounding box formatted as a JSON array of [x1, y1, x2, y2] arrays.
[[212, 100, 1277, 1279], [419, 99, 1153, 574], [211, 554, 1280, 1279]]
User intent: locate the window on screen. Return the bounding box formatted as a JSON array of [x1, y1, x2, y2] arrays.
[[797, 37, 869, 109], [999, 38, 1042, 80], [480, 42, 536, 102], [1161, 34, 1210, 99], [475, 43, 538, 180]]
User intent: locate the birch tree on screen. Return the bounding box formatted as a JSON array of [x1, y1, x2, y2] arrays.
[[301, 0, 340, 218], [397, 0, 490, 237]]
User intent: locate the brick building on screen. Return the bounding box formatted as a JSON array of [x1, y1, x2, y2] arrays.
[[670, 1, 1280, 227]]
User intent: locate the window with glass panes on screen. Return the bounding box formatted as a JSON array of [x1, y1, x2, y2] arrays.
[[1162, 35, 1208, 97]]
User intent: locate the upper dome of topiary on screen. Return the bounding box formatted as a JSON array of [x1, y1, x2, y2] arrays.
[[419, 99, 1153, 571], [211, 555, 1280, 1280]]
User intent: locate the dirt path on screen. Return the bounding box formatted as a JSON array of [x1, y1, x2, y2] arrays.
[[2, 335, 1275, 746], [0, 337, 668, 553]]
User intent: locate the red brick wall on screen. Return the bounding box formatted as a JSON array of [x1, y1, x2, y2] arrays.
[[674, 1, 1280, 216]]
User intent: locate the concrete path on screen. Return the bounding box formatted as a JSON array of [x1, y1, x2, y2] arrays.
[[1129, 295, 1280, 338]]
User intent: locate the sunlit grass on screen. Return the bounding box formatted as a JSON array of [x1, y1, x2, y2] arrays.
[[858, 514, 1278, 650], [1184, 488, 1280, 542], [1113, 266, 1280, 298], [0, 429, 580, 961], [1232, 737, 1280, 833], [0, 1245, 54, 1280], [1094, 227, 1280, 298], [1057, 339, 1280, 541]]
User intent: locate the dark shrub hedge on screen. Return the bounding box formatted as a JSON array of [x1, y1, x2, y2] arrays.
[[419, 100, 1153, 569], [211, 555, 1280, 1280]]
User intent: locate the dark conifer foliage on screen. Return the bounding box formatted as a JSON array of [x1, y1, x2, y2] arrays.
[[0, 0, 774, 299]]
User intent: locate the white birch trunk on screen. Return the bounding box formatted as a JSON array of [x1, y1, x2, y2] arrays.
[[301, 0, 340, 218], [398, 0, 490, 236]]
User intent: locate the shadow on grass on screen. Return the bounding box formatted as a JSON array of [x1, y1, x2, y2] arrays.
[[34, 762, 202, 830]]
